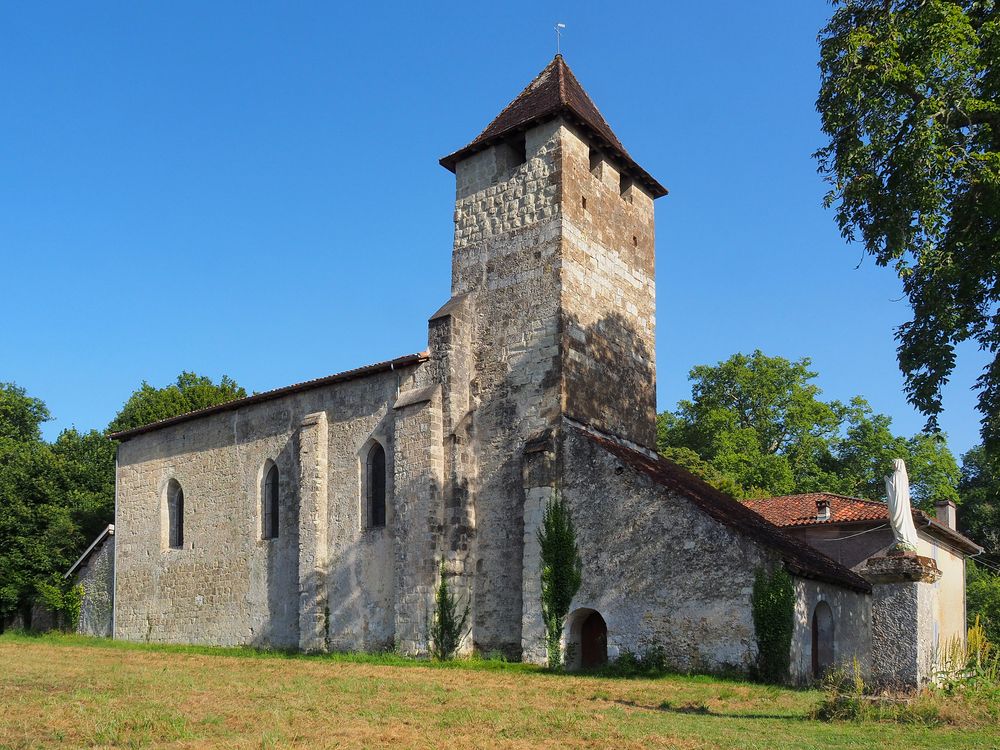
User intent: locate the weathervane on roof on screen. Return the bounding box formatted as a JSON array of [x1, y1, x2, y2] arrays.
[[555, 23, 566, 55]]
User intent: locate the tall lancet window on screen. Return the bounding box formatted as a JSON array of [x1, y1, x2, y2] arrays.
[[367, 442, 386, 528], [167, 480, 184, 549], [263, 464, 279, 539]]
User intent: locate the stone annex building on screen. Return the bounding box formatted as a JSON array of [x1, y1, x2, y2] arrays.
[[104, 56, 980, 685]]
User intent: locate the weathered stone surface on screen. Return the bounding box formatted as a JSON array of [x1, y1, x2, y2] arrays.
[[75, 531, 115, 638], [860, 555, 942, 688], [790, 578, 872, 684], [859, 554, 942, 585], [115, 365, 424, 649], [554, 425, 768, 672]]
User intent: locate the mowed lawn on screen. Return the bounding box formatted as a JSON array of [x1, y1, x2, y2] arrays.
[[0, 634, 994, 749]]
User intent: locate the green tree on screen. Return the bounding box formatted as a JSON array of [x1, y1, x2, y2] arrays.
[[0, 437, 82, 628], [751, 566, 795, 683], [958, 446, 1000, 565], [815, 1, 1000, 454], [51, 428, 116, 543], [429, 559, 470, 661], [1, 373, 245, 631], [967, 560, 1000, 644], [538, 493, 583, 669], [658, 351, 960, 506], [108, 372, 246, 434], [0, 382, 50, 443]]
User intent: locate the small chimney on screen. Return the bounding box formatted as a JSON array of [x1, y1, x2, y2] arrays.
[[934, 499, 956, 530], [816, 498, 831, 522]]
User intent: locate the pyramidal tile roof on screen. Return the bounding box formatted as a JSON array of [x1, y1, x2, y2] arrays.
[[440, 56, 667, 198]]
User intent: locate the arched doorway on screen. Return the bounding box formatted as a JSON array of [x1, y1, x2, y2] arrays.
[[563, 608, 609, 671], [812, 601, 834, 678], [580, 611, 608, 669]]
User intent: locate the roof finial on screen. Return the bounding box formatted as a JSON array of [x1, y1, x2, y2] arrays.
[[555, 23, 566, 56]]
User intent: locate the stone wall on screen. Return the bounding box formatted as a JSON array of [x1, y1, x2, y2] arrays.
[[560, 126, 657, 448], [449, 120, 566, 655], [550, 425, 773, 672], [392, 386, 445, 654], [115, 362, 425, 650], [77, 534, 115, 638], [788, 524, 969, 653], [861, 554, 942, 688], [790, 578, 872, 684]]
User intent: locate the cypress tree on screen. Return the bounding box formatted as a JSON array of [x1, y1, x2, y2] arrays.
[[538, 493, 583, 669]]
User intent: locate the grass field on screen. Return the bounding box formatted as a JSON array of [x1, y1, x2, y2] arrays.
[[0, 633, 996, 749]]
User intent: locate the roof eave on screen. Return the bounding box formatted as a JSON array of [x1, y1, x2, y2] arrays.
[[784, 561, 872, 594], [919, 516, 983, 555], [109, 352, 430, 442], [439, 107, 668, 199], [65, 524, 114, 579]]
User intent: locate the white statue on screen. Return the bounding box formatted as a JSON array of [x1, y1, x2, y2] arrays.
[[884, 458, 919, 553]]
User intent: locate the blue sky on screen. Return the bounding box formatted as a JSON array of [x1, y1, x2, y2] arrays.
[[0, 2, 986, 459]]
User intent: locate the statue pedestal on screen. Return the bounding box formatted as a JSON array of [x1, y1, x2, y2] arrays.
[[859, 554, 941, 690]]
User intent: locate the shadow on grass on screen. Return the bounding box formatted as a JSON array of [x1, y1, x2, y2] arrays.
[[610, 698, 811, 722]]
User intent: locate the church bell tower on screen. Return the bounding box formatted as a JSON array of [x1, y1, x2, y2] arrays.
[[431, 56, 667, 656]]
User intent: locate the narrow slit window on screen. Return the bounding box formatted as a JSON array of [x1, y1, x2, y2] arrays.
[[263, 464, 279, 539], [168, 482, 184, 549], [368, 443, 386, 528]]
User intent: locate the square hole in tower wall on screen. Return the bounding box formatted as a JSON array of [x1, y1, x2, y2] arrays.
[[510, 134, 526, 166], [620, 175, 635, 203], [589, 148, 603, 175]]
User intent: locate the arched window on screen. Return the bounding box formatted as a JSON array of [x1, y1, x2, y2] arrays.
[[263, 464, 279, 539], [167, 480, 184, 550], [812, 601, 835, 678], [367, 442, 386, 528]]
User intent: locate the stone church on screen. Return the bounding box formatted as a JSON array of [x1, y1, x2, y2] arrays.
[[107, 56, 970, 685]]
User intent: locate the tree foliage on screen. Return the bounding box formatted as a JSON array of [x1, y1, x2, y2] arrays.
[[538, 493, 583, 669], [816, 0, 1000, 454], [1, 373, 245, 629], [108, 372, 246, 434], [0, 383, 49, 443], [0, 384, 82, 626], [751, 565, 795, 683], [658, 351, 959, 505], [958, 445, 1000, 564], [967, 560, 1000, 644]]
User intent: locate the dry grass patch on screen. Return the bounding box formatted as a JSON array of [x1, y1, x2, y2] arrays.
[[0, 634, 994, 749]]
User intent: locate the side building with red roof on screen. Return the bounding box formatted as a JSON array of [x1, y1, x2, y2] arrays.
[[747, 493, 981, 684]]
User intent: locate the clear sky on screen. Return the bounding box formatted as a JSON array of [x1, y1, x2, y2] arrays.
[[0, 1, 986, 459]]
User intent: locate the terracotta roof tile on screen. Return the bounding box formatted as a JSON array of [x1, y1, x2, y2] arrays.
[[440, 56, 667, 199], [745, 493, 981, 555], [744, 493, 889, 527]]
